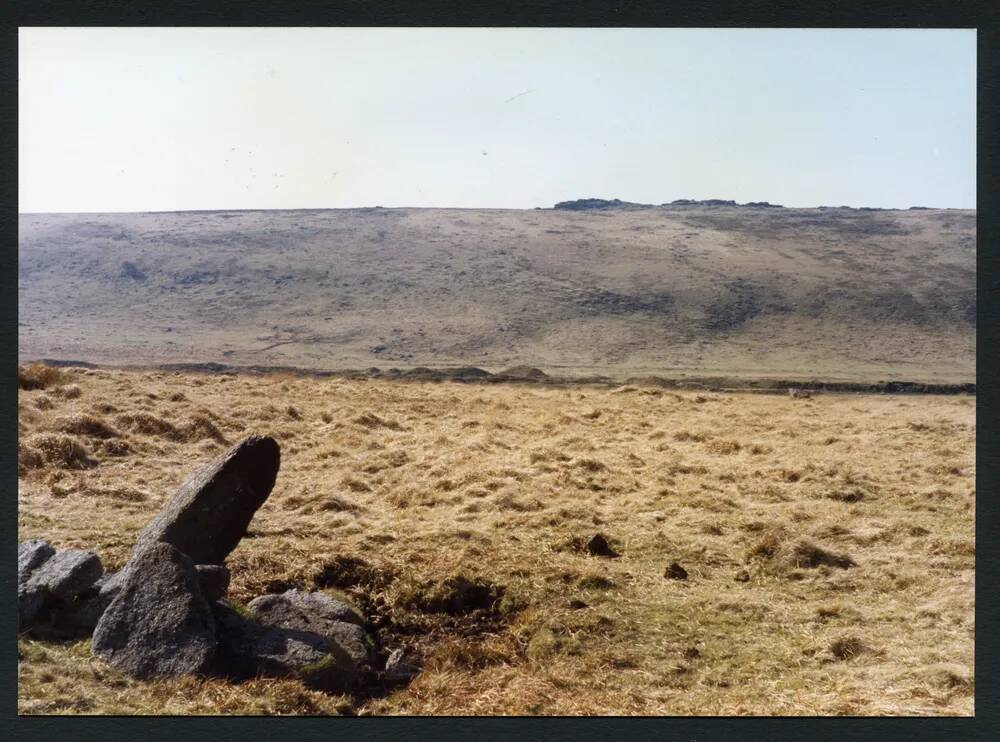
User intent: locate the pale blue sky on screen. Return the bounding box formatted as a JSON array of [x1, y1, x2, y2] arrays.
[[19, 28, 976, 212]]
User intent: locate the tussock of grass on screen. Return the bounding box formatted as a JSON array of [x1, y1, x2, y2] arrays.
[[830, 636, 867, 660], [790, 541, 856, 570], [18, 362, 66, 390], [50, 413, 120, 439], [21, 432, 96, 470]]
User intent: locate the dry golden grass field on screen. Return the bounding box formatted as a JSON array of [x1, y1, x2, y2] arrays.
[[17, 364, 974, 716]]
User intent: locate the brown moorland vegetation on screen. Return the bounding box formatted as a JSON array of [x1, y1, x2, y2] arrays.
[[17, 365, 974, 715], [18, 206, 975, 384]]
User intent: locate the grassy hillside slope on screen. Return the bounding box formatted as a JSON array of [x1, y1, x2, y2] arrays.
[[18, 206, 976, 382]]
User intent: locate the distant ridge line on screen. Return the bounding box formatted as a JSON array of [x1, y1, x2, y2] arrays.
[[28, 358, 976, 395]]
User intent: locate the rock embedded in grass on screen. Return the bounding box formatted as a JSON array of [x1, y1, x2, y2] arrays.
[[247, 589, 372, 668], [133, 435, 280, 564], [383, 648, 420, 684], [92, 542, 217, 680], [213, 601, 360, 693]]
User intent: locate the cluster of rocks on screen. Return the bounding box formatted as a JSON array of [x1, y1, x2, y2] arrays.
[[17, 434, 418, 692], [552, 197, 785, 211]]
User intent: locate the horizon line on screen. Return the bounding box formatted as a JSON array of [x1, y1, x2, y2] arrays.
[[17, 202, 977, 217]]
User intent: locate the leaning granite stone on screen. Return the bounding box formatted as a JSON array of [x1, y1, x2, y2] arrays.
[[18, 540, 55, 584], [213, 601, 358, 692], [133, 435, 280, 564], [25, 549, 103, 601], [247, 589, 372, 668], [92, 542, 216, 679], [195, 564, 231, 601]]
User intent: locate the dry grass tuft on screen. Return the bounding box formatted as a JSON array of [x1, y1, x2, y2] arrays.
[[114, 411, 182, 440], [18, 362, 66, 390], [790, 541, 856, 570], [830, 636, 867, 660], [50, 413, 120, 440], [21, 432, 96, 470], [395, 574, 504, 615]]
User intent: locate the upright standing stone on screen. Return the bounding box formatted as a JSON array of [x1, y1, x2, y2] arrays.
[[133, 435, 280, 564], [92, 542, 216, 679]]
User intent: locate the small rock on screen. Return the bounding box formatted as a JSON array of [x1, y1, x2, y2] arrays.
[[133, 435, 280, 564], [664, 562, 688, 580], [195, 564, 231, 601], [734, 569, 751, 582], [247, 589, 371, 668], [568, 599, 589, 610], [26, 549, 103, 601], [18, 540, 55, 584], [92, 542, 216, 679], [683, 646, 701, 659], [585, 533, 619, 558], [383, 648, 420, 683], [213, 601, 359, 692]]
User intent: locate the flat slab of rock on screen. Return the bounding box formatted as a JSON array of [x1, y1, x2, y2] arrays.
[[133, 435, 280, 564], [213, 602, 358, 692], [18, 540, 55, 584], [25, 549, 103, 601], [247, 589, 371, 667], [92, 542, 216, 679]]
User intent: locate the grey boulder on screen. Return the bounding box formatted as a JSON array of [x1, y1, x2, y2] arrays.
[[18, 546, 102, 632], [18, 540, 55, 583], [133, 435, 280, 565], [92, 542, 216, 679], [17, 583, 47, 631], [247, 589, 372, 668], [213, 602, 359, 692], [25, 549, 103, 601]]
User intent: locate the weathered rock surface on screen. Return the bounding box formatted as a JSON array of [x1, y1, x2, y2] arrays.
[[25, 549, 103, 601], [62, 573, 116, 633], [92, 542, 216, 679], [247, 589, 371, 667], [195, 564, 231, 601], [17, 583, 47, 630], [133, 435, 280, 564], [383, 648, 420, 684], [18, 539, 55, 583], [213, 602, 359, 692]]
